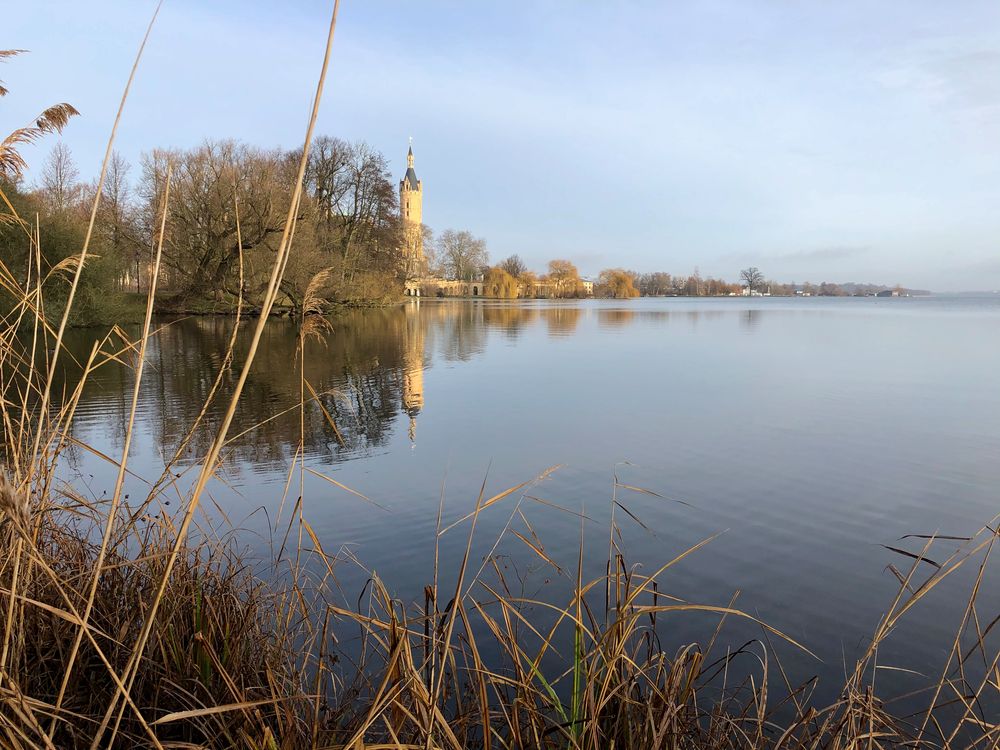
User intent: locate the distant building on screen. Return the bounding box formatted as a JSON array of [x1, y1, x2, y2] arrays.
[[399, 144, 585, 300], [399, 142, 425, 279], [876, 289, 900, 297]]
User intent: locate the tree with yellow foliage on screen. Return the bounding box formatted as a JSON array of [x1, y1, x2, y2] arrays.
[[547, 259, 580, 298], [596, 268, 640, 298], [484, 266, 518, 298]]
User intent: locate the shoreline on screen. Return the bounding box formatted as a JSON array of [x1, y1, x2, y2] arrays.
[[68, 290, 942, 328]]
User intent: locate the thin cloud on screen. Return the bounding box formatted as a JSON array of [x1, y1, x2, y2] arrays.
[[723, 246, 870, 263], [964, 256, 1000, 274], [770, 246, 871, 262], [876, 47, 1000, 114]]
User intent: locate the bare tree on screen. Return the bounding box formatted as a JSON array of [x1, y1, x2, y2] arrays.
[[40, 142, 80, 210], [419, 224, 438, 275], [499, 254, 527, 278], [141, 137, 405, 306], [740, 266, 764, 295], [318, 141, 400, 283], [99, 151, 144, 291], [439, 229, 488, 281], [304, 135, 350, 220], [635, 272, 672, 296], [300, 137, 405, 296], [141, 141, 294, 299]]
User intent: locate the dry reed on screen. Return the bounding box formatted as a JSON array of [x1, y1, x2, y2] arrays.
[[1, 3, 998, 749]]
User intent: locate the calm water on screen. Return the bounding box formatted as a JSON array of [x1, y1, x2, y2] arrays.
[[58, 296, 1000, 702]]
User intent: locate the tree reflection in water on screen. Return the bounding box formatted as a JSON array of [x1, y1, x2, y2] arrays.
[[48, 301, 665, 476]]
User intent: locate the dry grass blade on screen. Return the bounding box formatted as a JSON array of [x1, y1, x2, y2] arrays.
[[149, 699, 296, 727], [511, 528, 564, 574], [633, 604, 818, 659], [305, 467, 386, 510], [882, 544, 943, 569], [304, 379, 346, 446], [616, 481, 693, 507], [440, 465, 561, 535]]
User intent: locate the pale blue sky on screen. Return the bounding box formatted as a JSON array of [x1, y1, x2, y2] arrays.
[[6, 1, 1000, 290]]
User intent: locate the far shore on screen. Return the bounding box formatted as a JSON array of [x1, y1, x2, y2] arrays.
[[72, 289, 941, 328]]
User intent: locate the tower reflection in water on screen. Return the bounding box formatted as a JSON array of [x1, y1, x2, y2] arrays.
[[402, 301, 425, 444]]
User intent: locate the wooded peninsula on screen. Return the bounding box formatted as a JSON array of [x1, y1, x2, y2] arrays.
[[1, 131, 923, 327]]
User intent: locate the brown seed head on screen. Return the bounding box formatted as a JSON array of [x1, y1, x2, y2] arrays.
[[0, 475, 29, 531]]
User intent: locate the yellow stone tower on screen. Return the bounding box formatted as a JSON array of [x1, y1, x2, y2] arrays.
[[399, 141, 424, 278]]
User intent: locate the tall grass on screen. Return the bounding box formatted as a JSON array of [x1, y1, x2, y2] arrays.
[[2, 4, 999, 748]]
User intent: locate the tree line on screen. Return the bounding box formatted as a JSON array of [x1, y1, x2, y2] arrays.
[[1, 135, 429, 323], [449, 252, 906, 300], [0, 135, 905, 323], [422, 238, 641, 300]]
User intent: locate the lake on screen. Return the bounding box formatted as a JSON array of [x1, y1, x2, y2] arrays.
[[58, 295, 1000, 704]]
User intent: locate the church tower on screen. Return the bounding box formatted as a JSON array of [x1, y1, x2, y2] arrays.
[[399, 143, 424, 278]]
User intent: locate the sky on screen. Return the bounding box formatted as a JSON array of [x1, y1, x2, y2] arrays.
[[5, 1, 1000, 291]]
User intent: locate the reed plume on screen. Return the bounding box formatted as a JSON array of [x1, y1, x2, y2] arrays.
[[0, 50, 79, 179]]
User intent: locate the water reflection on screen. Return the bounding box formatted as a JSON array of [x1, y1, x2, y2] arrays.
[[481, 304, 539, 339], [543, 305, 582, 337], [49, 296, 973, 480], [402, 304, 424, 443], [597, 308, 635, 328], [55, 309, 416, 471], [60, 301, 776, 469], [741, 308, 761, 331], [430, 302, 488, 361], [50, 302, 615, 467]]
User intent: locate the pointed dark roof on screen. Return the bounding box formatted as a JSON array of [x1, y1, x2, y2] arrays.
[[402, 144, 419, 189]]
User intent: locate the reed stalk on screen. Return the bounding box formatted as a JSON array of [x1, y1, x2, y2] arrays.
[[0, 2, 997, 748]]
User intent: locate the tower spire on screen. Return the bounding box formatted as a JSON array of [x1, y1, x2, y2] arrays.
[[407, 137, 414, 167]]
